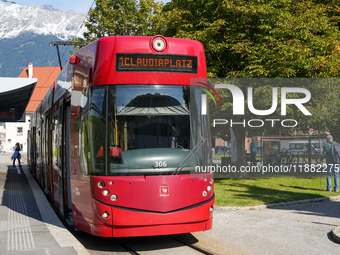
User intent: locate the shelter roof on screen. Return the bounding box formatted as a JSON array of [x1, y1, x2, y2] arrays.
[[0, 78, 37, 121]]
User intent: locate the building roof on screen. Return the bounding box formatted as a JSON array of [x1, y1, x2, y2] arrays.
[[19, 66, 60, 113]]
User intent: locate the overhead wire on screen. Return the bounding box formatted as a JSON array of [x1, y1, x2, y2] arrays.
[[35, 1, 96, 102], [59, 0, 96, 67]]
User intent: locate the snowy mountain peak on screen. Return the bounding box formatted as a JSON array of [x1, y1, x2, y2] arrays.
[[0, 3, 87, 40]]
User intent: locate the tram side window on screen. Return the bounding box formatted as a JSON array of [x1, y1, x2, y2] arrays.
[[80, 87, 107, 175]]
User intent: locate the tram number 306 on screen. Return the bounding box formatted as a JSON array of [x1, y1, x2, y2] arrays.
[[155, 161, 167, 168]]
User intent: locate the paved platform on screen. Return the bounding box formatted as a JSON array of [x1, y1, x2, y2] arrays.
[[0, 152, 88, 255]]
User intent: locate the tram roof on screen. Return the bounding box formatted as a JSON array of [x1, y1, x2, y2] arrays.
[[73, 36, 207, 87]]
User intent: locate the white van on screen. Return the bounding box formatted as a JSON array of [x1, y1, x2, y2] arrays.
[[288, 142, 318, 152], [215, 146, 230, 154]]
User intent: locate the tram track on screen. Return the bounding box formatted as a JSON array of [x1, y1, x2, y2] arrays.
[[116, 235, 215, 255], [117, 240, 141, 255], [171, 235, 215, 255]]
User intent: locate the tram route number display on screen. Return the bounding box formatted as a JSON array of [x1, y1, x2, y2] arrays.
[[116, 53, 198, 73]]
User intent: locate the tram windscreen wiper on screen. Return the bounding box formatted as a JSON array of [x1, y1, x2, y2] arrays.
[[171, 136, 206, 175]]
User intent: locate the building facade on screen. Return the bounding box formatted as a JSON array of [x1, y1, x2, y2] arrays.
[[4, 115, 30, 152], [1, 63, 59, 152]]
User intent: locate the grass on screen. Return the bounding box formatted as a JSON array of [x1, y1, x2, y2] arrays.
[[214, 154, 230, 159], [214, 154, 262, 160], [214, 177, 338, 207]]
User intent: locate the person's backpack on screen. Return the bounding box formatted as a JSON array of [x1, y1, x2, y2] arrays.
[[331, 142, 340, 163]]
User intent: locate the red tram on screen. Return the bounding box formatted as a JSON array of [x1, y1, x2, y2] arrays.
[[28, 36, 214, 237]]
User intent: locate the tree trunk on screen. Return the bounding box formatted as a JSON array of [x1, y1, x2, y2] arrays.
[[232, 125, 246, 176], [329, 127, 340, 144]]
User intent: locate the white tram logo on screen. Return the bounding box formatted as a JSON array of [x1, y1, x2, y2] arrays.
[[160, 186, 169, 196]]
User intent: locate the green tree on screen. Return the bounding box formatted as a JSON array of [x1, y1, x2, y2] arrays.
[[73, 0, 163, 47], [155, 0, 340, 167], [157, 0, 340, 77]]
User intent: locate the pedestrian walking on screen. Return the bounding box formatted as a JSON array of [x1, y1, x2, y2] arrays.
[[250, 138, 257, 166], [321, 135, 339, 192], [11, 142, 21, 167]]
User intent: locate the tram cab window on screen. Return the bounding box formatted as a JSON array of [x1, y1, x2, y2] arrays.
[[79, 85, 208, 176]]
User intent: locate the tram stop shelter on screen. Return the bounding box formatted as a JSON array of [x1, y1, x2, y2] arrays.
[[0, 77, 37, 122]]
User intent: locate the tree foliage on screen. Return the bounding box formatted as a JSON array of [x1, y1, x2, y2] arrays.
[[73, 0, 163, 47], [156, 0, 340, 78], [153, 0, 340, 166]]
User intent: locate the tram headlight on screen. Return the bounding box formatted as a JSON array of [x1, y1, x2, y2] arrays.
[[207, 185, 212, 192], [102, 211, 110, 219], [210, 206, 213, 212], [102, 189, 110, 196], [111, 194, 118, 201], [97, 181, 105, 188], [209, 177, 213, 184], [202, 191, 207, 197]]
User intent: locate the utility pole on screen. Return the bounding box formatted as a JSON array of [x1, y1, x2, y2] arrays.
[[48, 41, 84, 70]]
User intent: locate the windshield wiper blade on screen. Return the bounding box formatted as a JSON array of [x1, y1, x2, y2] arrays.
[[171, 136, 207, 175]]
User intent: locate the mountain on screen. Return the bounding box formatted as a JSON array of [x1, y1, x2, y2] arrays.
[[0, 32, 69, 77], [0, 3, 87, 77], [0, 3, 87, 40]]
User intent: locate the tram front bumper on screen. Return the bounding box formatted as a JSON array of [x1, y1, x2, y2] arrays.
[[90, 195, 214, 237]]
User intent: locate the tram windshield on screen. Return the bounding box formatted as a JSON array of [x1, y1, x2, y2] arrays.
[[79, 85, 210, 176]]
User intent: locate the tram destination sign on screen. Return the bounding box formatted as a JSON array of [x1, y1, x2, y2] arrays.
[[116, 53, 198, 73]]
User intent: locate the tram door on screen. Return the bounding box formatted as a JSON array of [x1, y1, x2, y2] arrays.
[[59, 100, 72, 219], [42, 116, 51, 196], [27, 130, 31, 167], [41, 118, 46, 189], [36, 120, 42, 182], [32, 127, 36, 174], [29, 127, 36, 175]]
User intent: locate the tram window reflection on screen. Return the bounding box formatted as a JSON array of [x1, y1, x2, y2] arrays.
[[79, 85, 205, 175]]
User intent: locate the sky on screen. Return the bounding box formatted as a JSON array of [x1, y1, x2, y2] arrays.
[[2, 0, 171, 14]]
